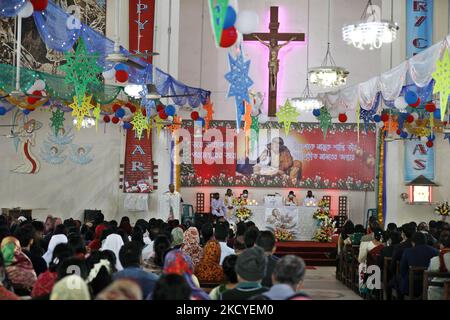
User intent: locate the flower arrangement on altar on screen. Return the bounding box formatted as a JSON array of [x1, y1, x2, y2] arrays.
[[313, 216, 336, 243], [313, 200, 331, 221], [232, 197, 247, 206], [235, 206, 253, 221], [435, 202, 449, 219], [275, 228, 294, 242]]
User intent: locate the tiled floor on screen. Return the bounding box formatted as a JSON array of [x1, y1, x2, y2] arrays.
[[302, 267, 362, 300]]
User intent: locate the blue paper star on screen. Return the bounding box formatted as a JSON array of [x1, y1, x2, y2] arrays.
[[360, 108, 376, 132], [225, 50, 254, 129]]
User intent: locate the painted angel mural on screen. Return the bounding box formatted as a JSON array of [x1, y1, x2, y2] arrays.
[[48, 126, 74, 145], [40, 142, 67, 165], [69, 144, 93, 165], [11, 119, 42, 174]]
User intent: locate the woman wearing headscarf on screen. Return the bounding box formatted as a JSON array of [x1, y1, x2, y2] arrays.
[[100, 233, 124, 271], [171, 227, 184, 249], [152, 249, 209, 300], [96, 279, 143, 300], [181, 227, 203, 268], [0, 249, 20, 300], [43, 234, 68, 266], [88, 224, 108, 252], [143, 235, 171, 275], [194, 240, 225, 283], [0, 236, 37, 295], [50, 274, 91, 300]]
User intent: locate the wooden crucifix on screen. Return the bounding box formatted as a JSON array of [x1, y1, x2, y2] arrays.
[[244, 6, 305, 117]]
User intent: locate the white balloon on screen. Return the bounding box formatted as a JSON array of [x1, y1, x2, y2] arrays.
[[411, 112, 419, 119], [102, 68, 116, 80], [421, 136, 428, 142], [18, 1, 34, 18], [376, 122, 385, 129], [167, 116, 174, 122], [394, 96, 408, 111], [258, 114, 268, 124], [236, 10, 260, 35], [33, 79, 46, 91]]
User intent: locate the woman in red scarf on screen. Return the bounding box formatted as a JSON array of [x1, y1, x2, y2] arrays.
[[88, 224, 108, 252], [1, 236, 37, 295]]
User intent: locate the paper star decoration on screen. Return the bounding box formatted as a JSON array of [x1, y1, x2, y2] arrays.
[[169, 115, 182, 134], [250, 115, 260, 153], [131, 109, 149, 139], [317, 107, 332, 139], [203, 100, 214, 130], [93, 103, 101, 131], [243, 101, 252, 137], [276, 100, 300, 135], [432, 49, 450, 121], [154, 116, 164, 137], [225, 49, 254, 130], [69, 95, 95, 130], [50, 108, 65, 136], [59, 38, 102, 106]]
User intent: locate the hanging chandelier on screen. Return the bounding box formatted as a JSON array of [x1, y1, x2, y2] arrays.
[[292, 0, 323, 112], [342, 0, 399, 50], [309, 0, 349, 89]]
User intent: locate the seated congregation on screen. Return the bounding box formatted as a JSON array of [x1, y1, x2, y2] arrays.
[[0, 214, 309, 300], [336, 217, 450, 300]]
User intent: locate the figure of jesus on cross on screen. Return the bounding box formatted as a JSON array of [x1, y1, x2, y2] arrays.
[[244, 7, 305, 117]]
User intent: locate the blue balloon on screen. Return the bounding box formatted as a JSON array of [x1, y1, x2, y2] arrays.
[[405, 91, 418, 105], [196, 117, 205, 127], [115, 108, 126, 118], [434, 108, 441, 119], [400, 131, 408, 139], [23, 109, 31, 115], [312, 109, 321, 117], [114, 63, 129, 71], [165, 105, 176, 116], [373, 114, 381, 123], [123, 122, 132, 130], [0, 107, 6, 116], [428, 134, 436, 141], [223, 6, 237, 29]]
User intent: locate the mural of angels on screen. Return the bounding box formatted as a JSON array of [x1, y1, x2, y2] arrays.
[[69, 144, 93, 165], [48, 126, 74, 145], [39, 142, 67, 165], [11, 118, 42, 174]]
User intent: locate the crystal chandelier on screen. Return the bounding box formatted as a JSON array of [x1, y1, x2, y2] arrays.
[[342, 1, 399, 50], [73, 117, 96, 129], [309, 0, 349, 89], [292, 0, 324, 112]]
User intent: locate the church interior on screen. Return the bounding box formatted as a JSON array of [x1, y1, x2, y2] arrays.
[[0, 0, 449, 302]]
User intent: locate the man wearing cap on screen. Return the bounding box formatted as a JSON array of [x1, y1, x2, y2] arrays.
[[220, 246, 268, 300]]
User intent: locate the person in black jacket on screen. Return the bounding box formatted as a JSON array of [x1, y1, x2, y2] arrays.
[[256, 231, 279, 288], [14, 224, 47, 276]]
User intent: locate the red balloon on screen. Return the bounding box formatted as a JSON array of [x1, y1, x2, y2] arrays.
[[406, 115, 415, 123], [142, 109, 147, 117], [396, 129, 402, 135], [112, 104, 121, 112], [410, 97, 421, 108], [156, 104, 165, 112], [126, 103, 137, 113], [112, 116, 120, 124], [32, 90, 43, 97], [31, 0, 48, 11], [191, 111, 199, 121], [159, 110, 168, 119], [425, 102, 436, 113], [27, 96, 39, 105], [220, 26, 238, 48], [426, 141, 434, 148], [338, 113, 347, 123], [103, 115, 111, 123], [115, 70, 129, 83], [381, 114, 389, 122]]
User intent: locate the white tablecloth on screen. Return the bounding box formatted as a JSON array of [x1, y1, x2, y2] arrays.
[[246, 205, 319, 241]]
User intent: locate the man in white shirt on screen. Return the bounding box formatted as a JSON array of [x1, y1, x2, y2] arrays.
[[224, 189, 235, 221], [161, 184, 182, 221], [211, 193, 227, 219], [302, 190, 317, 207], [215, 222, 235, 264]]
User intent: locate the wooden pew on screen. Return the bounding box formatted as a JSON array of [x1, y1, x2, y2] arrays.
[[383, 257, 392, 300], [422, 271, 450, 300], [405, 266, 426, 300]]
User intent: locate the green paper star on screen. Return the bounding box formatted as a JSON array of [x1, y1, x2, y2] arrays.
[[59, 38, 102, 106], [93, 103, 101, 131], [317, 107, 332, 139], [276, 100, 300, 135], [50, 108, 65, 136], [432, 49, 450, 121], [131, 109, 149, 139], [250, 115, 259, 153]]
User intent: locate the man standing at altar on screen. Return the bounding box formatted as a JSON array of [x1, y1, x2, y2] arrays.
[[302, 190, 317, 207], [161, 184, 182, 221], [211, 193, 227, 220], [224, 189, 235, 221]]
